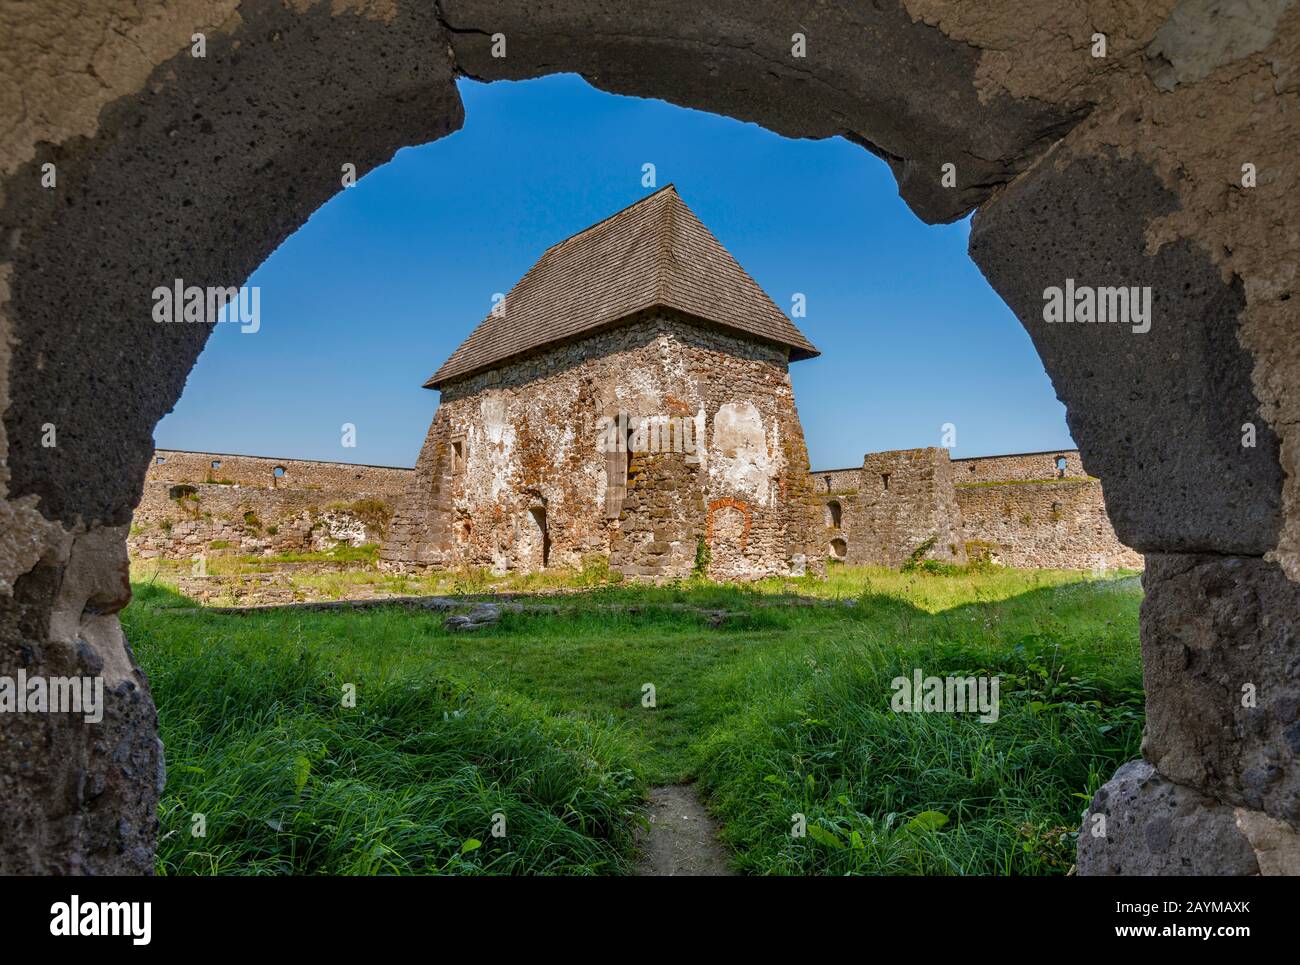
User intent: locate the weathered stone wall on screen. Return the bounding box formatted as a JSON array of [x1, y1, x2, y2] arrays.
[[143, 449, 410, 494], [955, 478, 1143, 570], [813, 447, 1140, 571], [951, 450, 1086, 484], [383, 311, 819, 580], [812, 467, 863, 494], [128, 451, 409, 560], [835, 448, 967, 567]]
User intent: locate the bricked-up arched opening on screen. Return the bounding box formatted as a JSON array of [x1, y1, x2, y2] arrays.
[[1, 2, 1295, 875]]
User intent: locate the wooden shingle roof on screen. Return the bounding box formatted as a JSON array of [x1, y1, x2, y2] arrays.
[[424, 185, 818, 389]]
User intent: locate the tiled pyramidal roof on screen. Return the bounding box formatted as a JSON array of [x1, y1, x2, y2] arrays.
[[425, 184, 818, 388]]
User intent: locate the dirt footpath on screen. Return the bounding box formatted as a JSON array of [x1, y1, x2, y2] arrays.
[[634, 784, 736, 876]]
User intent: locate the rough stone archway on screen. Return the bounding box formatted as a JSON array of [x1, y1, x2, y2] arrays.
[[1, 0, 1296, 874]]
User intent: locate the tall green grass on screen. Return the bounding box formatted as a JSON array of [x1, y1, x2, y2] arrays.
[[695, 635, 1142, 874], [143, 617, 641, 875], [125, 566, 1144, 875]]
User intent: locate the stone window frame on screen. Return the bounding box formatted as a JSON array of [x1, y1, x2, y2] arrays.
[[450, 435, 468, 475]]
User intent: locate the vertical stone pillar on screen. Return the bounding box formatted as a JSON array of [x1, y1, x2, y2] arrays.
[[969, 82, 1297, 872]]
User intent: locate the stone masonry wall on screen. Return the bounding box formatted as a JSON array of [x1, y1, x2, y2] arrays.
[[956, 478, 1143, 569], [839, 448, 968, 567], [144, 449, 410, 494], [382, 311, 820, 581], [134, 443, 1133, 572], [812, 447, 1140, 571], [812, 467, 863, 495], [951, 450, 1085, 483], [129, 450, 410, 560]]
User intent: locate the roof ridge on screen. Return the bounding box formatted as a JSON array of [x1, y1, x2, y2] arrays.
[[544, 183, 678, 257], [656, 187, 676, 305]]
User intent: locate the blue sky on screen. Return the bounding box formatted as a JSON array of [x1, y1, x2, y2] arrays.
[[155, 74, 1073, 470]]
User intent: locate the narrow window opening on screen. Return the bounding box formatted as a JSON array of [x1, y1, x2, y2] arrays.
[[881, 473, 890, 492], [602, 413, 632, 520], [529, 504, 550, 568], [826, 500, 842, 529], [1055, 455, 1067, 477]]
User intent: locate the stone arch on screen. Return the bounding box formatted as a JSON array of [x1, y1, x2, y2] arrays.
[[706, 498, 752, 549], [0, 1, 1295, 875], [825, 499, 843, 529]]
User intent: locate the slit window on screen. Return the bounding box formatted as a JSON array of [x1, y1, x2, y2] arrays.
[[826, 500, 842, 529]]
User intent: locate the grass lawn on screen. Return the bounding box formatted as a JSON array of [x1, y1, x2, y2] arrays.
[[124, 563, 1144, 875]]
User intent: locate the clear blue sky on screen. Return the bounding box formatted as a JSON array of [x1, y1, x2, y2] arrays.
[[155, 74, 1073, 470]]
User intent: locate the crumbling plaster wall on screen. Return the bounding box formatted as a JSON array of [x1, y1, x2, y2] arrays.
[[0, 0, 1295, 875], [383, 312, 818, 581]]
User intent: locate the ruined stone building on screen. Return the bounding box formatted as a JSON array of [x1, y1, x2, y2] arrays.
[[814, 447, 1142, 570], [380, 185, 823, 580]]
